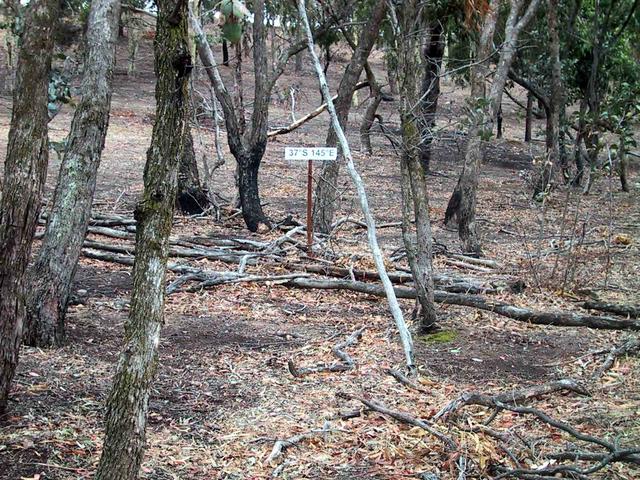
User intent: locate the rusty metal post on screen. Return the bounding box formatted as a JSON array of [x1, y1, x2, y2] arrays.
[[306, 158, 313, 255]]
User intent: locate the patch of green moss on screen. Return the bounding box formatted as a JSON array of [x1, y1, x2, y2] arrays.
[[419, 330, 458, 344]]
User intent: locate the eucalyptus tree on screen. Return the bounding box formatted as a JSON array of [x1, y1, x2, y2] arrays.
[[193, 0, 354, 231], [95, 0, 192, 476], [23, 0, 120, 348], [0, 0, 58, 414], [387, 0, 440, 331], [444, 0, 541, 254]]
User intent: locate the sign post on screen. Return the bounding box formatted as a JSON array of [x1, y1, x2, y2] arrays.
[[284, 147, 338, 254]]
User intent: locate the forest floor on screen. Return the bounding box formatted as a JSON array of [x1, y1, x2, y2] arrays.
[[0, 32, 639, 480]]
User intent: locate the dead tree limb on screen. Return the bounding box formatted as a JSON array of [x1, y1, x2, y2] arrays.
[[281, 277, 640, 330], [265, 421, 332, 464], [266, 82, 369, 138], [593, 336, 640, 378], [288, 327, 365, 377], [300, 0, 414, 368], [583, 300, 640, 318], [337, 392, 457, 451], [384, 368, 428, 393], [434, 379, 589, 420]]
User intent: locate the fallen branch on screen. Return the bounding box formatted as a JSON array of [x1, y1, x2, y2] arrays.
[[265, 421, 332, 464], [583, 300, 640, 318], [337, 392, 457, 451], [434, 378, 589, 420], [593, 336, 640, 379], [281, 277, 640, 330], [384, 368, 428, 393], [288, 327, 365, 377]]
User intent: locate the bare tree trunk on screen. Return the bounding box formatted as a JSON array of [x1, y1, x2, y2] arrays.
[[94, 0, 191, 476], [222, 39, 229, 66], [533, 0, 563, 197], [396, 1, 438, 331], [0, 0, 58, 415], [524, 92, 533, 142], [360, 91, 382, 155], [617, 140, 630, 193], [418, 23, 445, 171], [312, 0, 387, 234], [23, 0, 120, 349], [445, 0, 541, 254], [299, 0, 415, 368]]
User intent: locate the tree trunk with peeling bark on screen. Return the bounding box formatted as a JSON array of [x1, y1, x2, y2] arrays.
[[0, 0, 58, 415], [94, 0, 191, 476], [23, 0, 120, 348], [312, 0, 387, 234]]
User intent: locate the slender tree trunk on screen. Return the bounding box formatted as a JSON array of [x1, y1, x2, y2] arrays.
[[418, 23, 445, 171], [312, 0, 387, 234], [0, 0, 58, 415], [445, 0, 540, 254], [533, 0, 563, 197], [360, 93, 382, 155], [496, 104, 503, 139], [23, 0, 120, 349], [397, 1, 438, 331], [618, 143, 629, 193], [524, 92, 533, 141], [94, 0, 191, 476], [222, 39, 229, 66]]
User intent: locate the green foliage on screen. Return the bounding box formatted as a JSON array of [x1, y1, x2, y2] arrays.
[[419, 330, 459, 343]]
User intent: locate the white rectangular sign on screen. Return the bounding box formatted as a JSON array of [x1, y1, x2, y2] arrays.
[[285, 147, 338, 161]]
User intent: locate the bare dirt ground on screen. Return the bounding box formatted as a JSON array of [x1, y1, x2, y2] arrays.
[[0, 33, 639, 480]]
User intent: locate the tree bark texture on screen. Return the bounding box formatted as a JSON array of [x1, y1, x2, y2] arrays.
[[23, 0, 120, 348], [312, 0, 387, 234], [398, 1, 438, 332], [94, 0, 191, 477], [418, 23, 445, 171], [0, 0, 58, 415], [445, 0, 540, 254]]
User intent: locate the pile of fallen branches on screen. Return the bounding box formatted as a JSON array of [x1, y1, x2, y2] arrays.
[[61, 213, 640, 332]]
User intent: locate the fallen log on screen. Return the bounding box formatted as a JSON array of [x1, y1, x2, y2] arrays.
[[281, 277, 640, 330], [583, 300, 640, 318], [434, 378, 589, 420]]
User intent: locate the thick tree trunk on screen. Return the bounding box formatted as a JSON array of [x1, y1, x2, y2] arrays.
[[418, 23, 445, 171], [312, 0, 387, 234], [0, 0, 58, 415], [94, 0, 191, 477], [23, 0, 120, 349], [237, 144, 269, 232], [176, 124, 211, 214]]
